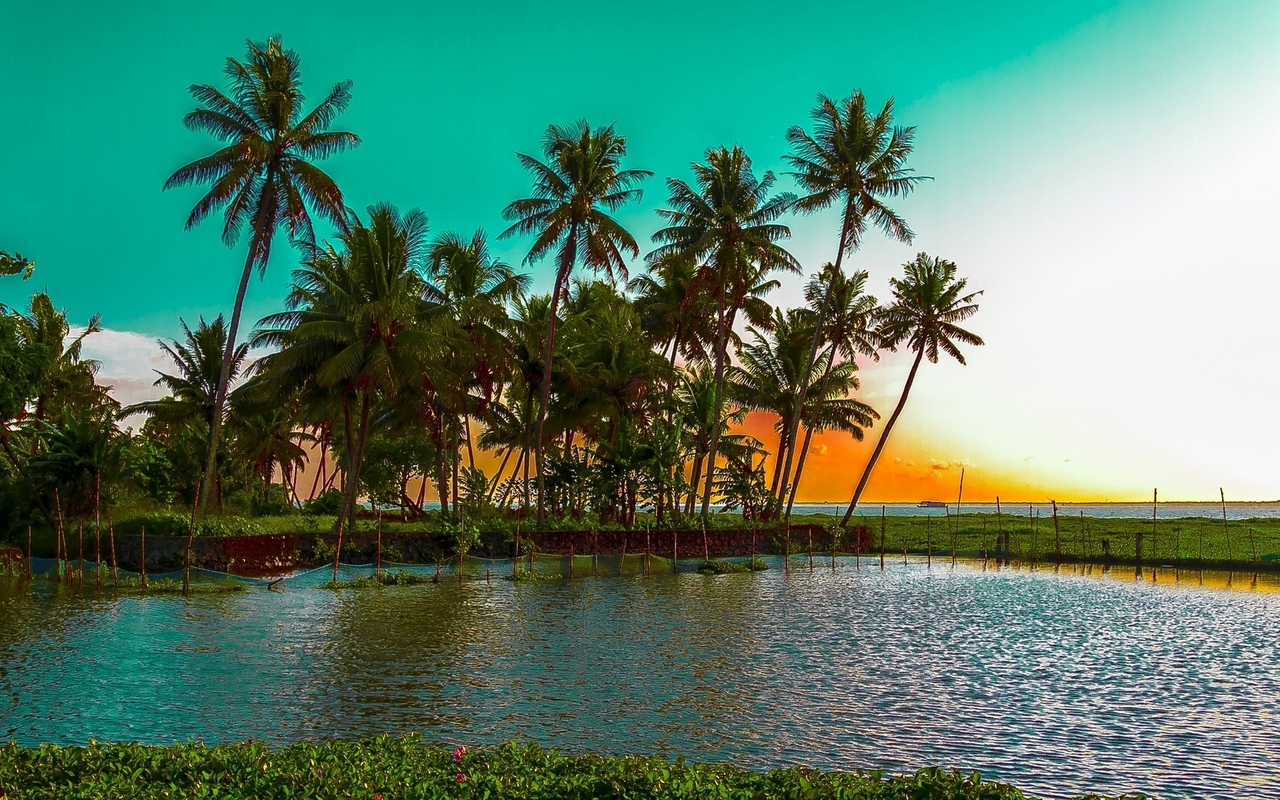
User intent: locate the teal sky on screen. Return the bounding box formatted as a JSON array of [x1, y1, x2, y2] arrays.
[[3, 0, 1279, 500], [3, 0, 1124, 329]]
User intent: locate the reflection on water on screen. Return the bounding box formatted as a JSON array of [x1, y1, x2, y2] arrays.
[[2, 560, 1279, 799]]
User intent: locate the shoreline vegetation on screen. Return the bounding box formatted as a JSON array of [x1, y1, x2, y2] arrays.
[[0, 737, 1142, 800], [1, 36, 996, 596]]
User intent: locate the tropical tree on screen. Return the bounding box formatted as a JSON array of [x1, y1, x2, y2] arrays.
[[841, 253, 983, 525], [165, 35, 359, 508], [649, 145, 796, 518], [777, 91, 926, 516], [500, 120, 651, 525], [252, 203, 436, 579], [127, 317, 248, 434], [782, 265, 882, 517]]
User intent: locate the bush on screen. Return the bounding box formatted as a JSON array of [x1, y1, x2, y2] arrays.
[[112, 511, 190, 538], [303, 488, 345, 516], [115, 576, 246, 595], [323, 570, 430, 590], [0, 737, 1139, 799]]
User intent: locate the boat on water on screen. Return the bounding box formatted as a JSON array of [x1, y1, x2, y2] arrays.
[[918, 500, 947, 508]]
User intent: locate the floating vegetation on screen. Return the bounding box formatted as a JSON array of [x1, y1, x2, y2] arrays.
[[697, 558, 768, 574], [322, 570, 431, 590], [504, 568, 565, 583], [115, 577, 247, 595]]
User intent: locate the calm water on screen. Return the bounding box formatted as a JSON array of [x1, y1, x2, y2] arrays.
[[796, 501, 1280, 520], [2, 562, 1279, 800]]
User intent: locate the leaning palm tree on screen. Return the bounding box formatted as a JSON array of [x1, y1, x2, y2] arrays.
[[841, 253, 983, 525], [649, 144, 797, 518], [127, 317, 249, 435], [777, 92, 927, 517], [165, 35, 359, 508], [500, 120, 651, 525]]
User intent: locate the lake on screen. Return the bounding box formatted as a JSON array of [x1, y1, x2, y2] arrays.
[[2, 560, 1278, 799]]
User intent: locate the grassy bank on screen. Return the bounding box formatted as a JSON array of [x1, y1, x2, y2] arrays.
[[837, 512, 1280, 569], [0, 737, 1139, 799]]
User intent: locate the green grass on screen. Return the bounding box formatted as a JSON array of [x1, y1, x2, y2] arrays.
[[0, 737, 1143, 799], [838, 512, 1280, 568]]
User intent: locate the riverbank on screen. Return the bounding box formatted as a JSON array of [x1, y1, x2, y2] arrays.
[[0, 737, 1135, 799], [5, 510, 1278, 576]]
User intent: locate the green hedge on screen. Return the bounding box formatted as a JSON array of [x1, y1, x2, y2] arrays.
[[0, 737, 1142, 799]]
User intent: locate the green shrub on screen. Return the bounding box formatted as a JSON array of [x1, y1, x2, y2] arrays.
[[0, 737, 1140, 799], [323, 570, 430, 590], [114, 576, 246, 594], [303, 488, 344, 516], [112, 511, 190, 538], [504, 567, 564, 583]]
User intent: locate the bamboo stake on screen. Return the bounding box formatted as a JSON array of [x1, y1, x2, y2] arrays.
[[108, 513, 118, 584], [646, 524, 651, 577], [1221, 488, 1232, 565], [78, 523, 84, 585], [981, 519, 988, 570], [702, 522, 708, 562], [880, 506, 886, 571], [140, 525, 147, 589], [184, 480, 200, 595], [569, 539, 574, 580], [995, 496, 1003, 564], [513, 519, 520, 579], [808, 528, 814, 571], [1150, 488, 1157, 583], [54, 489, 66, 583], [1052, 500, 1061, 567], [376, 509, 383, 579], [26, 526, 32, 581], [95, 472, 102, 587], [953, 468, 964, 567], [926, 516, 932, 569], [673, 529, 678, 573]]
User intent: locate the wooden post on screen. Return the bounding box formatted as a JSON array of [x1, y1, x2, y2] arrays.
[[981, 519, 988, 570], [953, 468, 964, 567], [183, 480, 200, 596], [750, 528, 756, 568], [832, 525, 838, 570], [1029, 505, 1037, 569], [646, 525, 651, 577], [621, 532, 627, 576], [376, 509, 383, 578], [513, 519, 520, 579], [95, 472, 102, 587], [140, 525, 148, 589], [702, 523, 708, 562], [995, 496, 1003, 562], [880, 505, 886, 571], [27, 526, 33, 581], [785, 527, 791, 573], [569, 539, 574, 580], [593, 530, 599, 577], [54, 489, 66, 583], [926, 516, 932, 569], [673, 529, 678, 573], [808, 528, 814, 571], [1052, 500, 1061, 567], [1221, 488, 1232, 565], [108, 514, 118, 584], [1150, 488, 1158, 583], [78, 523, 84, 584]]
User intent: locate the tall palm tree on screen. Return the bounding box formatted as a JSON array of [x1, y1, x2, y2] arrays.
[[500, 120, 650, 525], [165, 35, 359, 508], [649, 145, 796, 518], [841, 253, 983, 525], [777, 92, 927, 517], [782, 265, 882, 517], [252, 203, 435, 579]]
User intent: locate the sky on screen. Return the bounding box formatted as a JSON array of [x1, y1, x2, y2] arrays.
[[2, 0, 1278, 502]]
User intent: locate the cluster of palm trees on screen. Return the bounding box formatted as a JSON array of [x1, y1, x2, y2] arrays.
[[1, 36, 986, 551]]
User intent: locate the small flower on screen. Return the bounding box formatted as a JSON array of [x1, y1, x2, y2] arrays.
[[456, 772, 466, 783], [453, 745, 467, 762], [374, 795, 382, 800], [316, 769, 323, 778]]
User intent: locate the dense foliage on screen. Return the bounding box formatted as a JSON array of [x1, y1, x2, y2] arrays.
[[0, 738, 1140, 800], [0, 39, 986, 575]]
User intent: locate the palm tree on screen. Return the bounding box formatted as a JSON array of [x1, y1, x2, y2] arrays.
[[841, 253, 983, 525], [252, 203, 435, 580], [649, 145, 796, 518], [777, 92, 927, 518], [16, 293, 111, 429], [165, 36, 359, 508], [500, 120, 651, 525], [127, 317, 249, 434], [782, 265, 882, 518]]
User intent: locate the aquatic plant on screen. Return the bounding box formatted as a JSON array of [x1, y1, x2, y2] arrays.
[[0, 737, 1142, 799]]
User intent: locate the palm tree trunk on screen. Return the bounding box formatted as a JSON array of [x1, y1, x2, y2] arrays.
[[841, 347, 925, 526], [699, 280, 728, 519], [785, 345, 838, 519], [487, 446, 514, 502], [201, 173, 276, 508], [534, 266, 572, 527], [776, 213, 851, 521]]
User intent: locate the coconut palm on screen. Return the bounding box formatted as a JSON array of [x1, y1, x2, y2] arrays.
[[841, 253, 983, 525], [252, 203, 435, 579], [500, 120, 651, 525], [782, 265, 882, 517], [16, 293, 111, 429], [777, 92, 926, 516], [127, 317, 249, 434], [165, 36, 359, 508], [649, 144, 797, 518]]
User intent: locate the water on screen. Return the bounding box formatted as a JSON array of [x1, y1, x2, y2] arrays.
[[795, 501, 1280, 520], [2, 562, 1279, 800]]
